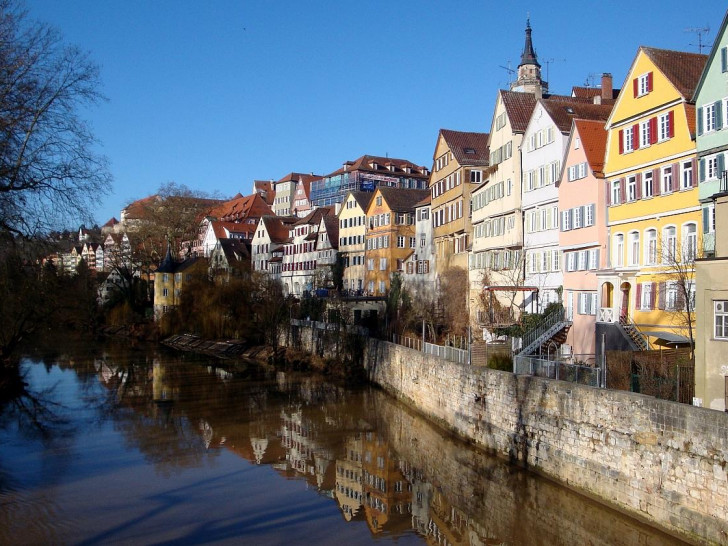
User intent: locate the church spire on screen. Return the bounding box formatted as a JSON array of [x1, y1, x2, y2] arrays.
[[510, 18, 546, 96], [519, 19, 540, 68]]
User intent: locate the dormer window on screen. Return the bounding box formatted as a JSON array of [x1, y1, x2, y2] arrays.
[[464, 148, 476, 154]]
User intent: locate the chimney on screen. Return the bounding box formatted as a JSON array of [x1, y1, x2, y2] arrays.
[[601, 73, 613, 102]]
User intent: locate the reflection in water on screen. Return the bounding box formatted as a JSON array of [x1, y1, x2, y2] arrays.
[[0, 340, 689, 545]]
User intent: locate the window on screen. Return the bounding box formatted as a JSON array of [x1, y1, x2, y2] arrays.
[[683, 223, 697, 262], [611, 180, 621, 205], [397, 236, 405, 248], [470, 170, 482, 183], [162, 288, 169, 297], [627, 176, 637, 201], [641, 283, 653, 310], [715, 301, 728, 339], [379, 258, 387, 270], [367, 259, 374, 271], [660, 166, 672, 194], [682, 160, 694, 189], [658, 112, 673, 141], [409, 237, 416, 248], [645, 229, 657, 265], [640, 120, 651, 148], [628, 232, 640, 266], [636, 72, 652, 97], [613, 234, 624, 267], [666, 282, 678, 310], [663, 226, 676, 262], [708, 156, 719, 180], [705, 102, 717, 133], [623, 127, 634, 153], [376, 196, 382, 206], [642, 171, 653, 198], [585, 204, 595, 226]]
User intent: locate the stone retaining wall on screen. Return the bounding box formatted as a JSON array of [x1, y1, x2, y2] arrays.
[[287, 324, 728, 545]]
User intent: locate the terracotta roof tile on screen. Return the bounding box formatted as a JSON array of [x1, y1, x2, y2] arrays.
[[540, 100, 613, 133], [377, 187, 430, 213], [324, 155, 429, 179], [642, 47, 707, 100], [573, 119, 608, 176], [439, 129, 490, 166]]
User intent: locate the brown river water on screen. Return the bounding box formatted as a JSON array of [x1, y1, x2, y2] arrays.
[[0, 339, 689, 545]]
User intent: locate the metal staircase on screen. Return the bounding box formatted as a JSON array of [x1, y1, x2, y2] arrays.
[[518, 307, 572, 356], [618, 315, 648, 350]]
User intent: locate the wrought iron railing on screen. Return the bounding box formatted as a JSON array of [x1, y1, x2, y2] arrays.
[[513, 354, 601, 387], [519, 307, 567, 355], [618, 315, 648, 350]]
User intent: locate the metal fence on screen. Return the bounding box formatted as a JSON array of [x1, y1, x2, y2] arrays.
[[391, 334, 469, 365], [514, 354, 601, 387]]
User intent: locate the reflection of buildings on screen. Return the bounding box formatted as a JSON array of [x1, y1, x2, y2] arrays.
[[361, 432, 411, 535], [279, 408, 336, 492], [335, 434, 364, 521]]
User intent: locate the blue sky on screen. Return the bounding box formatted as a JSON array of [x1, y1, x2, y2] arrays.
[[26, 1, 727, 226]]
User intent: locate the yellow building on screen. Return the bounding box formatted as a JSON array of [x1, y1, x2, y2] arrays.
[[338, 191, 374, 293], [364, 187, 429, 295], [429, 129, 489, 274], [153, 249, 208, 320], [599, 47, 707, 348]]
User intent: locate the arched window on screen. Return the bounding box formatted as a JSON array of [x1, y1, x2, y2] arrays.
[[662, 226, 676, 263], [613, 233, 624, 267], [644, 228, 657, 265], [683, 223, 697, 262], [628, 231, 640, 266]]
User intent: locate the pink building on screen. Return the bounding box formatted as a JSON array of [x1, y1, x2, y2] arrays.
[[558, 119, 609, 358]]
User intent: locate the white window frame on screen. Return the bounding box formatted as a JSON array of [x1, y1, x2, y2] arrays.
[[715, 301, 728, 339]]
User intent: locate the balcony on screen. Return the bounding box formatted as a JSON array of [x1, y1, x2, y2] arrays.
[[597, 307, 617, 323]]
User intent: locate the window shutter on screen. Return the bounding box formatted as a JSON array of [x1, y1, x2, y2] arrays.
[[636, 283, 642, 309], [673, 163, 681, 189], [658, 282, 666, 310], [633, 77, 638, 97], [650, 283, 656, 310], [606, 181, 611, 206], [676, 285, 686, 311], [618, 129, 624, 154], [653, 169, 660, 193], [699, 158, 706, 183], [633, 124, 640, 149], [580, 206, 586, 227], [594, 248, 600, 269], [649, 117, 658, 144], [718, 153, 725, 179], [668, 110, 675, 138], [697, 107, 703, 136], [722, 47, 728, 72], [647, 72, 653, 92], [717, 100, 724, 131], [620, 179, 626, 203], [635, 173, 642, 199], [703, 206, 710, 234]]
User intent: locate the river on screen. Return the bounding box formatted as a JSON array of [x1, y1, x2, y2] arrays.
[[0, 339, 689, 545]]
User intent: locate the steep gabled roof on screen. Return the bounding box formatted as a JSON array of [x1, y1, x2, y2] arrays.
[[439, 129, 490, 166], [348, 191, 375, 211], [276, 172, 322, 186], [377, 187, 430, 213], [322, 215, 340, 250], [540, 100, 613, 134], [211, 193, 273, 222], [642, 47, 707, 101], [295, 206, 334, 227], [693, 10, 728, 102], [499, 90, 539, 133], [102, 217, 119, 228], [218, 238, 250, 262], [574, 119, 608, 176], [261, 216, 293, 244]]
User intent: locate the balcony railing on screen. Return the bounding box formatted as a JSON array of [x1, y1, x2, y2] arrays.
[[597, 307, 616, 323]]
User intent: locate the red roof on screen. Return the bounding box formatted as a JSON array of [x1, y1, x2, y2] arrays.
[[438, 129, 490, 166], [573, 119, 608, 176]]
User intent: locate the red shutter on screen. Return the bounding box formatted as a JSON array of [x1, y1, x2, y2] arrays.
[[653, 168, 660, 194], [620, 178, 626, 203], [691, 158, 697, 187], [633, 77, 639, 97], [649, 117, 658, 145], [650, 283, 656, 310], [668, 110, 675, 138], [635, 173, 642, 199], [673, 163, 681, 190], [606, 180, 612, 206], [636, 283, 642, 309], [658, 282, 666, 310], [618, 129, 624, 154], [647, 71, 653, 92], [633, 124, 640, 149]]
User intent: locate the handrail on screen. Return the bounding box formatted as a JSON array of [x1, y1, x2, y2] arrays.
[[521, 307, 565, 352], [618, 315, 648, 350]]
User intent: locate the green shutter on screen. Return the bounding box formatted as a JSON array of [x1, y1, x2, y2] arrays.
[[698, 107, 704, 135], [703, 206, 710, 234], [717, 101, 724, 130], [722, 47, 728, 72], [700, 158, 706, 183]]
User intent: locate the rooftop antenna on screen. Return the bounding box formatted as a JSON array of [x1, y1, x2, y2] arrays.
[[544, 58, 566, 87], [583, 73, 598, 87], [685, 26, 710, 54], [499, 61, 515, 84]]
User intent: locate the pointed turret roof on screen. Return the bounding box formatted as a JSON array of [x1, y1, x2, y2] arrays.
[[519, 19, 540, 68]]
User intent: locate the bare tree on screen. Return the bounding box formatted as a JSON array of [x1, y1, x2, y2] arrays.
[[438, 266, 469, 339], [474, 250, 526, 334], [0, 0, 111, 236], [659, 231, 699, 359]]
